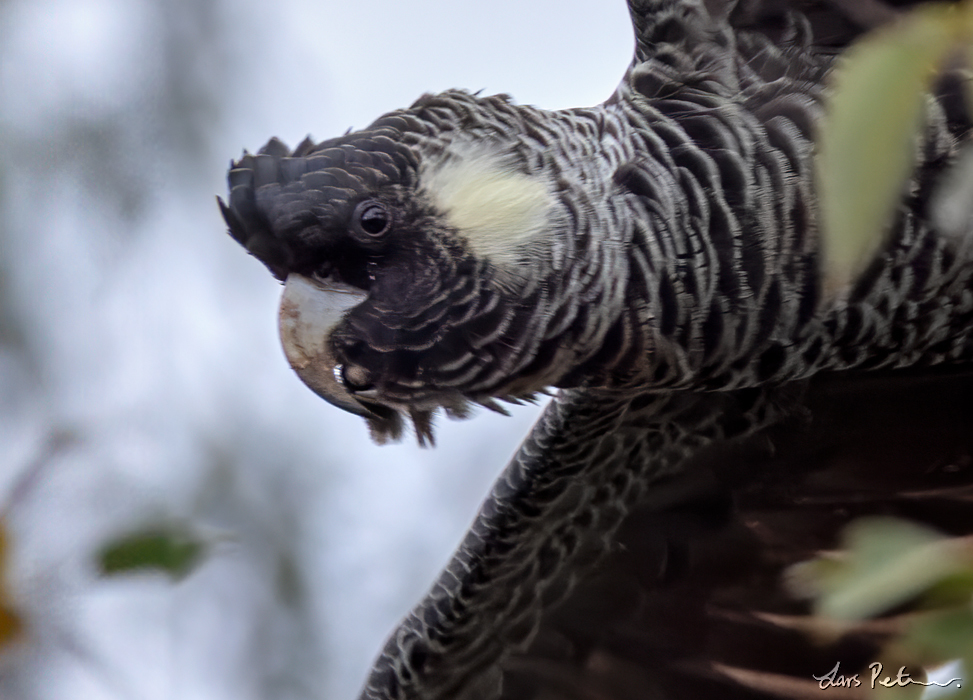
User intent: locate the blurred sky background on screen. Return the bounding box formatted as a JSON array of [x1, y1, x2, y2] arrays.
[[0, 1, 633, 698]]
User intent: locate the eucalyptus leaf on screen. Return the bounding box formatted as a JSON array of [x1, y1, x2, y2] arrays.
[[815, 518, 966, 620], [902, 609, 973, 667], [98, 527, 206, 582], [817, 4, 960, 296]]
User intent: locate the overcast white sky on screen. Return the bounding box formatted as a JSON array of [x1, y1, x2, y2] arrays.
[[0, 1, 634, 699]]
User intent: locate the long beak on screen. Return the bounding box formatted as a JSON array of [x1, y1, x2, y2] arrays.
[[278, 273, 376, 417]]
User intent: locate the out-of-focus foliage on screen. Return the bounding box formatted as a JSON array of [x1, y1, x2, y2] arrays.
[[0, 527, 24, 650], [792, 518, 973, 622], [808, 3, 973, 695], [97, 525, 207, 581], [816, 1, 973, 296], [793, 518, 973, 698]]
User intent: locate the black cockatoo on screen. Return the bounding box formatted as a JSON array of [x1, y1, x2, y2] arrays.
[[220, 1, 973, 697]]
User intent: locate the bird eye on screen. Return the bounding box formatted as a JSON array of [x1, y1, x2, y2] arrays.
[[354, 200, 392, 237]]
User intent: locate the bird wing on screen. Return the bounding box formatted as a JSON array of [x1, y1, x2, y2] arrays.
[[362, 367, 973, 700], [627, 0, 892, 66], [352, 2, 973, 699], [501, 366, 973, 699], [220, 1, 973, 698], [360, 383, 801, 699]]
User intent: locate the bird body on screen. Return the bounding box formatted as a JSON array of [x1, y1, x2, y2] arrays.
[[221, 1, 973, 698]]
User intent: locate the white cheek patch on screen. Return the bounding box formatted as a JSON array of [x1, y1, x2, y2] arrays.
[[420, 146, 554, 267]]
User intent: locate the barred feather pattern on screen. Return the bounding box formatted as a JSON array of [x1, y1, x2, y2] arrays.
[[219, 1, 973, 698], [354, 7, 973, 699], [361, 384, 792, 700], [355, 18, 970, 700], [224, 15, 972, 417]]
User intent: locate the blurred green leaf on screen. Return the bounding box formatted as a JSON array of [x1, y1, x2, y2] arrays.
[[786, 554, 847, 601], [817, 3, 962, 296], [98, 527, 206, 582], [920, 567, 973, 608], [813, 518, 969, 620], [901, 609, 973, 667]]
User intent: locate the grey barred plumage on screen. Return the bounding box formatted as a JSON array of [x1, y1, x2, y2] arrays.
[[221, 1, 973, 698]]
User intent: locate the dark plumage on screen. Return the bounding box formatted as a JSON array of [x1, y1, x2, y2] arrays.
[[502, 366, 973, 699], [221, 1, 973, 698]]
